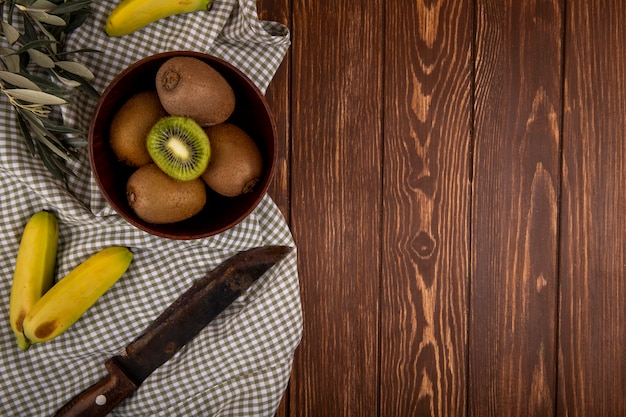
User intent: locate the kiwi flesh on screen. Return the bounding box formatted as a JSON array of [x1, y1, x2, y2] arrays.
[[155, 56, 235, 126], [126, 164, 207, 224], [201, 123, 263, 197], [109, 90, 167, 167], [146, 116, 211, 181]]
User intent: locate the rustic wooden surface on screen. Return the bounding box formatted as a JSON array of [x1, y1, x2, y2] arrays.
[[259, 0, 626, 416]]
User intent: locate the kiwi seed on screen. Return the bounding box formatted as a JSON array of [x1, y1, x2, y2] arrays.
[[146, 116, 211, 181], [109, 90, 167, 167], [201, 123, 263, 197]]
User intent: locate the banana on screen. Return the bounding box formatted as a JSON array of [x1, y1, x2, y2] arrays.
[[9, 211, 59, 350], [22, 246, 133, 345], [106, 0, 214, 37]]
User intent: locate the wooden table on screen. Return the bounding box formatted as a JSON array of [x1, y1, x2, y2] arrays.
[[259, 1, 625, 415]]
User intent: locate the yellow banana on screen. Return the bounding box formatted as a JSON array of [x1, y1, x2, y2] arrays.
[[9, 211, 59, 350], [22, 246, 133, 345], [106, 0, 214, 37]]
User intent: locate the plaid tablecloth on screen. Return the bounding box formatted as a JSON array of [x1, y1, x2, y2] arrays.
[[0, 1, 302, 416]]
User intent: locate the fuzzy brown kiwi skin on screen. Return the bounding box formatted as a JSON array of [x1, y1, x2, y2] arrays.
[[155, 56, 236, 126], [109, 90, 167, 167], [127, 164, 207, 224], [201, 123, 263, 197]]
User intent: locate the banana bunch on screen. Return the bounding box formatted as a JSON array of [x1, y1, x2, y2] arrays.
[[9, 211, 134, 350], [106, 0, 215, 37]]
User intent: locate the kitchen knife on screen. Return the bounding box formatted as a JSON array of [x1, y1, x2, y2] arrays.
[[54, 245, 292, 417]]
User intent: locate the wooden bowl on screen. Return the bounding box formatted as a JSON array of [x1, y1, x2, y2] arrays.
[[89, 51, 276, 240]]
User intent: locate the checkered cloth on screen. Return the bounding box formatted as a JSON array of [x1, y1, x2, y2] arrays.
[[0, 1, 302, 416]]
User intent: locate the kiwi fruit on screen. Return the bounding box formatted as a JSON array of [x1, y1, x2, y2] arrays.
[[155, 56, 236, 126], [126, 164, 207, 224], [146, 116, 211, 181], [109, 90, 167, 167], [201, 123, 263, 197]]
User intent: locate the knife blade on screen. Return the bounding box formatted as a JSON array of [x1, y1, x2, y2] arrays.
[[53, 245, 292, 417]]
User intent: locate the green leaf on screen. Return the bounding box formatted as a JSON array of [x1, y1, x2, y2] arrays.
[[20, 112, 51, 142], [27, 48, 55, 68], [29, 10, 66, 26], [7, 88, 67, 104], [57, 70, 99, 99], [52, 70, 82, 87], [1, 21, 21, 44], [55, 60, 94, 79], [51, 0, 92, 15], [80, 82, 100, 99], [12, 38, 57, 54], [16, 112, 37, 155], [62, 136, 87, 148], [19, 71, 58, 88], [33, 18, 59, 49], [29, 0, 57, 10], [16, 104, 45, 128], [56, 47, 101, 57], [35, 140, 67, 179], [19, 111, 79, 162], [0, 71, 42, 90], [43, 120, 84, 135], [64, 9, 90, 33], [31, 127, 71, 161], [0, 47, 22, 72], [7, 1, 17, 25], [21, 16, 38, 43]]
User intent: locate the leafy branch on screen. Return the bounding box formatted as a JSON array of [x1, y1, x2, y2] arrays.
[[0, 0, 99, 179]]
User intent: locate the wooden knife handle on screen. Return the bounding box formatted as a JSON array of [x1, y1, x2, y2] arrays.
[[54, 357, 138, 417]]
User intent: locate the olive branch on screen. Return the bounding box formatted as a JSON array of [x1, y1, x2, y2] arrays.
[[0, 0, 99, 179]]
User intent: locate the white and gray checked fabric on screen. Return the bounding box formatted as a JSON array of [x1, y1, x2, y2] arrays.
[[0, 1, 301, 416]]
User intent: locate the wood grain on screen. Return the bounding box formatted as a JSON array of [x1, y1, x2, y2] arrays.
[[470, 1, 563, 416], [380, 1, 472, 415], [258, 0, 292, 221], [256, 2, 292, 415], [289, 0, 383, 415], [255, 0, 626, 415], [558, 1, 626, 415]]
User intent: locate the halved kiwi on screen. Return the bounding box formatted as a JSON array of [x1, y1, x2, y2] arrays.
[[146, 116, 211, 181]]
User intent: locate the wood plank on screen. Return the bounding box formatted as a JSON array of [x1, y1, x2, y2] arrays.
[[259, 0, 292, 220], [380, 1, 472, 415], [256, 2, 292, 414], [288, 0, 383, 415], [558, 1, 626, 415], [469, 1, 563, 415]]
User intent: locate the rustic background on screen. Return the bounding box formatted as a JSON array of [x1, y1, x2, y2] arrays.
[[258, 0, 625, 415]]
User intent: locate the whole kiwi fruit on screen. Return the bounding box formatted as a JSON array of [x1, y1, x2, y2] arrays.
[[109, 90, 167, 167], [201, 123, 263, 197], [155, 56, 236, 126], [126, 164, 206, 224], [146, 116, 211, 181]]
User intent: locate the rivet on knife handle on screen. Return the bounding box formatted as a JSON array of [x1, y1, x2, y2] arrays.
[[54, 245, 292, 417], [54, 358, 137, 417]]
